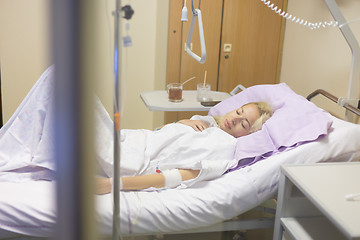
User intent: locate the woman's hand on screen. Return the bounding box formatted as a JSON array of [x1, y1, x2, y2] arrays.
[[178, 119, 209, 131]]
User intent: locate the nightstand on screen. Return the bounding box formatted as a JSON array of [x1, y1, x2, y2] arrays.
[[273, 162, 360, 240]]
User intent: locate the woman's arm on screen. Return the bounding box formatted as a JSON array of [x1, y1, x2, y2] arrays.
[[95, 169, 200, 194], [178, 119, 209, 131], [156, 119, 209, 131]]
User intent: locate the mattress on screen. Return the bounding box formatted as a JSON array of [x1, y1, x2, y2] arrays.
[[1, 115, 360, 238]]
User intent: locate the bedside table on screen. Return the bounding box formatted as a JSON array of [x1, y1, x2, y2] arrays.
[[273, 162, 360, 240]]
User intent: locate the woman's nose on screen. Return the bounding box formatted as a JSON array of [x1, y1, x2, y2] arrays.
[[233, 116, 243, 123], [234, 114, 243, 120]]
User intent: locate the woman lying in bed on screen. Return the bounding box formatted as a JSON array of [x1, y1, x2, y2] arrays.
[[95, 102, 273, 194], [0, 65, 273, 194], [1, 65, 335, 199]]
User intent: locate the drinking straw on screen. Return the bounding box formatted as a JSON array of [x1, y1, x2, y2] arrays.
[[181, 76, 196, 86], [203, 70, 207, 87]]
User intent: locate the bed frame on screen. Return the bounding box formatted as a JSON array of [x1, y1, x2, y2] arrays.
[[307, 89, 360, 116], [121, 199, 277, 238]]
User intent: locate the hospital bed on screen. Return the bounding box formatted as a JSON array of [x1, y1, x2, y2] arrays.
[[0, 114, 359, 239], [0, 69, 360, 239]]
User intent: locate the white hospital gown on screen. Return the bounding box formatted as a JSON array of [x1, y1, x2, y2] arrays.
[[95, 109, 238, 189]]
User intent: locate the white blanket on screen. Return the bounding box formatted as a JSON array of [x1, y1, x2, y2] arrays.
[[0, 66, 56, 182]]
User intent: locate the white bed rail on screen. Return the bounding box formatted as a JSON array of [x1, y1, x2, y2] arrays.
[[307, 89, 360, 117]]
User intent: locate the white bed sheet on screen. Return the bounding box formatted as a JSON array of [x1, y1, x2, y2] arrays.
[[0, 115, 360, 238]]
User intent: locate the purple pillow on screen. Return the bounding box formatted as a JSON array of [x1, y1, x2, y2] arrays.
[[208, 83, 333, 166]]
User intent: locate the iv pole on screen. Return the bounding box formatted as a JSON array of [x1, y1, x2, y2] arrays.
[[112, 1, 122, 239], [112, 2, 134, 239]]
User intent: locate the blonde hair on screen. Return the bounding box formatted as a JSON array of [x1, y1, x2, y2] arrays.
[[213, 101, 273, 133], [248, 101, 273, 133]]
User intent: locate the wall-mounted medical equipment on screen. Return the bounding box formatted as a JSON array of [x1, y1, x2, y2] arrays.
[[262, 0, 360, 122], [181, 0, 188, 21], [325, 0, 360, 122], [260, 0, 338, 29], [182, 0, 206, 64]]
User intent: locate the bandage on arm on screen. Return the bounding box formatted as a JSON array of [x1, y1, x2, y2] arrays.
[[120, 169, 200, 190], [163, 169, 200, 188], [162, 169, 182, 188]]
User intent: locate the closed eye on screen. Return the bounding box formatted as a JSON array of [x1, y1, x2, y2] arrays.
[[242, 119, 250, 129], [236, 107, 244, 115]]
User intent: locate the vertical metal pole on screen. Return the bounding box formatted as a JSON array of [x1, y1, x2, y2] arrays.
[[52, 0, 97, 239], [113, 0, 122, 239], [325, 0, 360, 122]]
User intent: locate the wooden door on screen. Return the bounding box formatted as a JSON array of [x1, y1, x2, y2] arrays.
[[218, 0, 286, 92], [166, 0, 287, 123]]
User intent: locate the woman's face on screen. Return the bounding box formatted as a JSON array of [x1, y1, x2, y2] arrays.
[[218, 103, 260, 138]]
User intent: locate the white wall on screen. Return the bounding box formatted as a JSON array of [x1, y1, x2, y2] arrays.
[[0, 0, 168, 130], [1, 0, 359, 129], [116, 0, 168, 129], [94, 0, 168, 130], [279, 0, 360, 119], [0, 0, 51, 123]]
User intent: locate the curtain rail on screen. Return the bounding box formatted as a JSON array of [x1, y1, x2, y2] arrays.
[[307, 89, 360, 117]]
